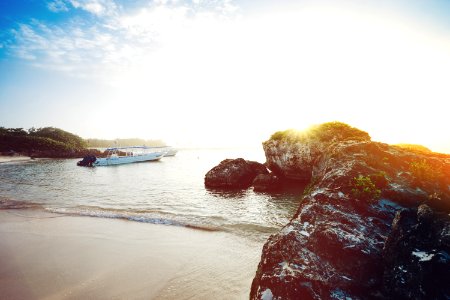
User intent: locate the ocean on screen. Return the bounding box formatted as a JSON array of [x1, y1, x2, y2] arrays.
[[0, 148, 305, 242]]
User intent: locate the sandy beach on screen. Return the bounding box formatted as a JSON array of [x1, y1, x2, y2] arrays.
[[0, 209, 261, 300], [0, 155, 32, 164]]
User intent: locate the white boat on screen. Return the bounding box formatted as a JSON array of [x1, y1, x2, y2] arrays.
[[77, 146, 166, 167], [144, 146, 178, 157], [164, 147, 178, 157]]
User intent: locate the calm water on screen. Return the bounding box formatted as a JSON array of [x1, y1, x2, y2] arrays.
[[0, 148, 305, 241]]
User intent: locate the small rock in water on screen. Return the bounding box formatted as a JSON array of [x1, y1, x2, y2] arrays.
[[204, 158, 268, 189], [252, 173, 281, 192]]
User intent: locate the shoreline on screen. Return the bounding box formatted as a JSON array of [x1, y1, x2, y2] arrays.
[[0, 209, 261, 299], [0, 155, 32, 164]]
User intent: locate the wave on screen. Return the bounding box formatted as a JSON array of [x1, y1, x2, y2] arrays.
[[224, 223, 278, 234], [0, 200, 276, 238], [46, 206, 222, 232]]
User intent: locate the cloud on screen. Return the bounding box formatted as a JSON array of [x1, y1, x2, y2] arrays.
[[69, 0, 118, 16], [8, 0, 239, 79], [47, 0, 69, 12], [47, 0, 118, 16], [9, 0, 450, 111]]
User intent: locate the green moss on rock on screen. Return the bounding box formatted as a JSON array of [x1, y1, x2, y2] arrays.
[[269, 121, 371, 143]]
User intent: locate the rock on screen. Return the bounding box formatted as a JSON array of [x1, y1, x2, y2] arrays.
[[263, 122, 371, 181], [263, 139, 319, 181], [417, 204, 434, 223], [251, 122, 450, 300], [382, 204, 450, 299], [204, 158, 268, 189], [252, 173, 282, 192], [250, 193, 390, 299]]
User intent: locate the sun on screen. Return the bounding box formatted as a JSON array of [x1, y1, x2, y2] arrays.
[[67, 3, 450, 152]]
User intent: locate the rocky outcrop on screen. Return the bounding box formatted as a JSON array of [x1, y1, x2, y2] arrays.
[[263, 140, 322, 181], [204, 158, 268, 189], [382, 204, 450, 299], [263, 123, 371, 181], [250, 122, 450, 300], [252, 173, 282, 192]]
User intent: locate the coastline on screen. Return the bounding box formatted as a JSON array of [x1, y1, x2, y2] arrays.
[[0, 209, 261, 300], [0, 155, 32, 164]]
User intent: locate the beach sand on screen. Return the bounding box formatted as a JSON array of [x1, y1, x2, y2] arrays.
[[0, 209, 261, 300], [0, 156, 32, 164]]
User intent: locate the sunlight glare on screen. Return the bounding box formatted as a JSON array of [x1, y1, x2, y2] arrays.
[[98, 4, 450, 150]]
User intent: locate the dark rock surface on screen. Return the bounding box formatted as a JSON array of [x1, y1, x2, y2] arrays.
[[252, 174, 282, 192], [204, 158, 268, 189], [250, 122, 450, 300], [382, 204, 450, 300]]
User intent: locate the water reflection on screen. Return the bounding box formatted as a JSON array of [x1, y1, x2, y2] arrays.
[[206, 187, 250, 199]]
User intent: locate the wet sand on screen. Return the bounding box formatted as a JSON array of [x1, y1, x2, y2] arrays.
[[0, 209, 261, 299]]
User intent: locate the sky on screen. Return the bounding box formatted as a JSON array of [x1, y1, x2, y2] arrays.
[[1, 0, 450, 151]]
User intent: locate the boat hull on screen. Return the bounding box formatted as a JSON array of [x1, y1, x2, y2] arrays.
[[93, 152, 164, 166]]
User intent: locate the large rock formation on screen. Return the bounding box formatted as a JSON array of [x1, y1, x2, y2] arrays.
[[263, 122, 371, 181], [383, 204, 450, 299], [204, 158, 268, 189], [250, 122, 450, 299]]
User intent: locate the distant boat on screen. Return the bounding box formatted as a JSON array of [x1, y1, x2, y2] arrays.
[[77, 146, 166, 167], [143, 146, 178, 157], [164, 147, 178, 157]]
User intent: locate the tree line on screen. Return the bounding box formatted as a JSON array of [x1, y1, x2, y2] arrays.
[[0, 127, 86, 153], [0, 126, 166, 156], [86, 138, 165, 148]]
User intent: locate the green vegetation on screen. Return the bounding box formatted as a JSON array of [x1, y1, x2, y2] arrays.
[[395, 144, 432, 153], [368, 171, 388, 189], [0, 126, 166, 158], [351, 175, 382, 201], [409, 159, 442, 184], [270, 128, 308, 142], [86, 138, 165, 148], [270, 122, 371, 143], [0, 126, 86, 153], [29, 127, 86, 149], [409, 160, 449, 209]]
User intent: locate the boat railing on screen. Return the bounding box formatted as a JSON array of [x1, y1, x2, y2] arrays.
[[104, 146, 171, 158]]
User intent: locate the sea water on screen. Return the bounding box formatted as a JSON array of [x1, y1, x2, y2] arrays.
[[0, 148, 305, 242]]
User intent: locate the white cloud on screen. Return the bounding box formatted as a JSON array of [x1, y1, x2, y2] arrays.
[[47, 0, 119, 16], [47, 0, 69, 12], [69, 0, 118, 16], [11, 0, 239, 77]]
